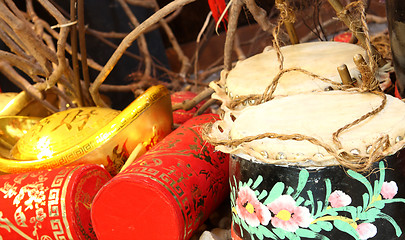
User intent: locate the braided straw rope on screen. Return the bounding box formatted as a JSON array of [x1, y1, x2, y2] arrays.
[[206, 0, 391, 172]]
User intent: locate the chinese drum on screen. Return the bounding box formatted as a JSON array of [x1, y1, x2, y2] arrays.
[[207, 90, 405, 240], [205, 40, 405, 240], [0, 85, 173, 175], [0, 164, 111, 240], [91, 114, 229, 240]]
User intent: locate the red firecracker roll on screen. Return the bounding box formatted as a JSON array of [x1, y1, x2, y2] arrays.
[[91, 114, 229, 240], [0, 164, 111, 240], [171, 91, 210, 125]]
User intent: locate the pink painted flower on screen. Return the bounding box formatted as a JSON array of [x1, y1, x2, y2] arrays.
[[267, 195, 313, 232], [356, 223, 377, 240], [236, 186, 271, 227], [381, 181, 398, 199], [328, 190, 352, 208]]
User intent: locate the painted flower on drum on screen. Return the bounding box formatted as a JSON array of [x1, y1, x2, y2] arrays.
[[328, 190, 352, 208], [267, 195, 313, 232], [236, 186, 271, 227], [356, 223, 377, 240], [381, 181, 398, 199]]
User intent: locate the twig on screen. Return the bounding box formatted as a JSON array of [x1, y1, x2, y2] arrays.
[[70, 0, 83, 106], [233, 33, 246, 60], [118, 0, 152, 79], [0, 61, 43, 100], [0, 2, 54, 74], [172, 87, 214, 111], [327, 0, 386, 67], [223, 0, 243, 72], [150, 0, 190, 77], [90, 0, 197, 107], [0, 50, 46, 76], [38, 18, 104, 71], [194, 98, 218, 116], [77, 0, 91, 103]]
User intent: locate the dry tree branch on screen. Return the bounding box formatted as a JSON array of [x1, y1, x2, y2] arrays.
[[148, 0, 191, 77], [224, 0, 243, 73], [90, 0, 197, 107], [77, 0, 91, 103], [70, 0, 83, 106], [38, 18, 104, 71], [0, 50, 46, 76], [0, 2, 54, 74], [118, 0, 152, 80], [0, 61, 43, 100]]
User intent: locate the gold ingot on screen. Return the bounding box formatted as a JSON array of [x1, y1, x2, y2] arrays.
[[0, 85, 173, 175], [0, 116, 41, 159]]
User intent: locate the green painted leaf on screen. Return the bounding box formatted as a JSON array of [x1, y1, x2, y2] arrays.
[[292, 169, 309, 200], [252, 175, 264, 189], [347, 169, 373, 205], [239, 180, 243, 190], [307, 190, 316, 216], [323, 179, 332, 213], [371, 200, 385, 209], [258, 190, 268, 201], [333, 220, 359, 239], [317, 221, 333, 231], [273, 228, 287, 239], [362, 193, 369, 211], [316, 200, 324, 217], [287, 186, 294, 196], [309, 223, 322, 233], [257, 225, 279, 239], [376, 161, 386, 197], [284, 231, 300, 240], [247, 178, 254, 187], [373, 179, 380, 201], [296, 196, 305, 206], [255, 190, 260, 196], [344, 206, 358, 220], [241, 219, 249, 237], [263, 182, 285, 205], [304, 200, 312, 207], [377, 212, 403, 237], [255, 226, 264, 240], [295, 228, 330, 240], [379, 198, 405, 204]]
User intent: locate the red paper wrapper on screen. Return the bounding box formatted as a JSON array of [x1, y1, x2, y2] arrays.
[[171, 91, 210, 125], [0, 164, 111, 240], [91, 114, 229, 240]]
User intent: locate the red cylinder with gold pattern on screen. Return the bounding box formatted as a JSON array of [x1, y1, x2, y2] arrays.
[[0, 164, 111, 240], [91, 114, 229, 240]]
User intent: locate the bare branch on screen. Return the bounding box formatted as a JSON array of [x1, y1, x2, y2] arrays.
[[90, 0, 197, 107]]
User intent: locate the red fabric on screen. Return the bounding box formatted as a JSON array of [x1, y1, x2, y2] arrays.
[[0, 164, 111, 240], [91, 114, 230, 240], [208, 0, 228, 28], [171, 91, 210, 125]]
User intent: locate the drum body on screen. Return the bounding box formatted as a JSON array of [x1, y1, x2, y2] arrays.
[[229, 152, 405, 240]]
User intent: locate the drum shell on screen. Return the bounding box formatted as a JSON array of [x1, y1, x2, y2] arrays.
[[230, 151, 405, 240]]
